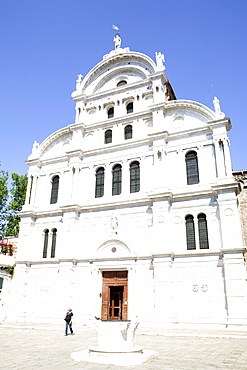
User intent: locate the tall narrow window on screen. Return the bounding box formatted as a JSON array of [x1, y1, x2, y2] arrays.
[[130, 161, 140, 193], [28, 175, 33, 204], [108, 107, 114, 119], [185, 215, 196, 250], [186, 151, 199, 185], [50, 175, 59, 204], [126, 102, 133, 114], [43, 229, 49, 258], [105, 129, 112, 144], [51, 228, 57, 258], [124, 125, 132, 140], [95, 167, 105, 198], [112, 164, 122, 195], [198, 213, 209, 249]]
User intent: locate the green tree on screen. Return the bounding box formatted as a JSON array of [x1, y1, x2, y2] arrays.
[[0, 165, 8, 238], [5, 173, 28, 236]]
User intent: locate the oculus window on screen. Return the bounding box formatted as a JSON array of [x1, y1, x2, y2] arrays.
[[117, 80, 127, 87]]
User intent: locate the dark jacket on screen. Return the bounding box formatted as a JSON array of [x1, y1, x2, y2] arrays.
[[64, 311, 73, 323]]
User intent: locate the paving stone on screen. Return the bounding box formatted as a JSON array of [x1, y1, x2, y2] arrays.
[[1, 323, 247, 369]]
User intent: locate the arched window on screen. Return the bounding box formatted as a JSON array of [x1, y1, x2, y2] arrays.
[[107, 107, 114, 119], [51, 228, 57, 258], [185, 215, 196, 250], [126, 102, 133, 114], [198, 214, 209, 249], [43, 229, 49, 258], [112, 164, 122, 195], [50, 175, 59, 204], [105, 129, 112, 144], [95, 167, 105, 198], [185, 151, 199, 185], [130, 161, 140, 193], [124, 125, 132, 140], [117, 80, 127, 87]]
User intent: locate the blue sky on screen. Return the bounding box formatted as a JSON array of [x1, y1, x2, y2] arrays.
[[0, 0, 247, 176]]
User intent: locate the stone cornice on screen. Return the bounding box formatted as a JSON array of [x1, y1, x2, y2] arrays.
[[20, 207, 63, 218], [82, 110, 151, 130], [20, 181, 239, 219], [73, 78, 153, 103], [207, 117, 232, 131], [15, 248, 246, 266], [212, 181, 239, 194]]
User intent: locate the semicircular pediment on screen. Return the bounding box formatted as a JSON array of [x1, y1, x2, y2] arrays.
[[93, 67, 147, 94], [80, 51, 157, 96], [96, 239, 131, 258], [38, 128, 72, 160]]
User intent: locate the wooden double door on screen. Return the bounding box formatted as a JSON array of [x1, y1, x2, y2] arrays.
[[101, 271, 128, 321]]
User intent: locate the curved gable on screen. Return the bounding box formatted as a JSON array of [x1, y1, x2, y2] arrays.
[[28, 127, 72, 162], [76, 51, 158, 97]]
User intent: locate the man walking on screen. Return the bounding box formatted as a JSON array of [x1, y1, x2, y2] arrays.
[[64, 308, 74, 336]]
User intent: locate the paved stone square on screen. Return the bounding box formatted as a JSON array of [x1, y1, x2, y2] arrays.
[[1, 323, 247, 369]]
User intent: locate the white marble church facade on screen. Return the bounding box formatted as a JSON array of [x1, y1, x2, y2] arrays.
[[4, 37, 247, 328]]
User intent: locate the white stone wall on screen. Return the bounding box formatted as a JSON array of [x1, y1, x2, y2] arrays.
[[3, 46, 247, 329]]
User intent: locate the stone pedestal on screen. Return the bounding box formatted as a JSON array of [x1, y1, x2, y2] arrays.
[[71, 320, 158, 366]]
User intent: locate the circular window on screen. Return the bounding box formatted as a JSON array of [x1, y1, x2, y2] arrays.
[[117, 80, 127, 87]]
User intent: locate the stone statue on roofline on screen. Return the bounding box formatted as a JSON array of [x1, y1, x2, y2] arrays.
[[32, 141, 39, 154], [113, 33, 121, 49], [213, 96, 225, 118], [76, 74, 83, 90], [155, 52, 165, 70]]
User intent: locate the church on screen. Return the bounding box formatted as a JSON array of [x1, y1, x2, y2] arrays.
[[3, 34, 247, 329]]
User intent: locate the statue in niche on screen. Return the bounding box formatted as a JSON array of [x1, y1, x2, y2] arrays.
[[113, 33, 121, 49], [155, 52, 165, 69]]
